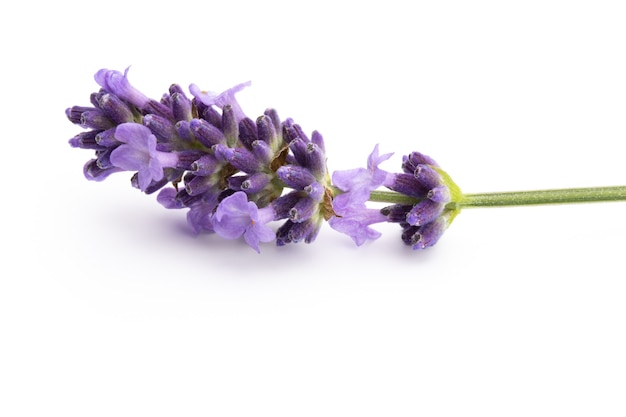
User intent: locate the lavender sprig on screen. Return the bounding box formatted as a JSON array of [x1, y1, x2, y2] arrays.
[[67, 68, 626, 252]]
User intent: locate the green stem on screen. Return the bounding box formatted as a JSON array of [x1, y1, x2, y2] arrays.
[[369, 186, 626, 209], [369, 190, 419, 205], [455, 185, 626, 209]]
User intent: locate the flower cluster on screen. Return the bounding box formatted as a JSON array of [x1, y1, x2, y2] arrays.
[[381, 153, 461, 249], [67, 68, 460, 252]]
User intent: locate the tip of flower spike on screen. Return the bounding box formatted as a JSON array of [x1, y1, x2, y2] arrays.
[[381, 151, 464, 250]]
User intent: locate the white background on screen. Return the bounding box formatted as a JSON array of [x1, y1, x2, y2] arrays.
[[2, 1, 626, 416]]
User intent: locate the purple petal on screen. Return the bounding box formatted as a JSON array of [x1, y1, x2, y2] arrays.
[[213, 192, 275, 252], [332, 168, 367, 191], [109, 123, 178, 191], [331, 145, 393, 213], [189, 81, 251, 123], [94, 67, 149, 109], [329, 208, 386, 246], [244, 210, 276, 252], [332, 189, 370, 213], [367, 144, 394, 172], [187, 202, 216, 235], [156, 187, 185, 209], [213, 192, 251, 239]]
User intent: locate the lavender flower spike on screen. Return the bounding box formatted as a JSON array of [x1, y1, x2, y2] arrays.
[[109, 123, 179, 191], [213, 191, 276, 253], [68, 67, 626, 254]]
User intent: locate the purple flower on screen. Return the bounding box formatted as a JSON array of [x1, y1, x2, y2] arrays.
[[186, 200, 218, 235], [189, 81, 251, 123], [95, 67, 150, 109], [212, 191, 276, 252], [328, 207, 387, 246], [382, 151, 461, 250], [385, 163, 451, 226], [329, 145, 393, 244], [332, 144, 393, 211], [367, 144, 395, 184], [156, 187, 185, 209], [109, 123, 179, 191]]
